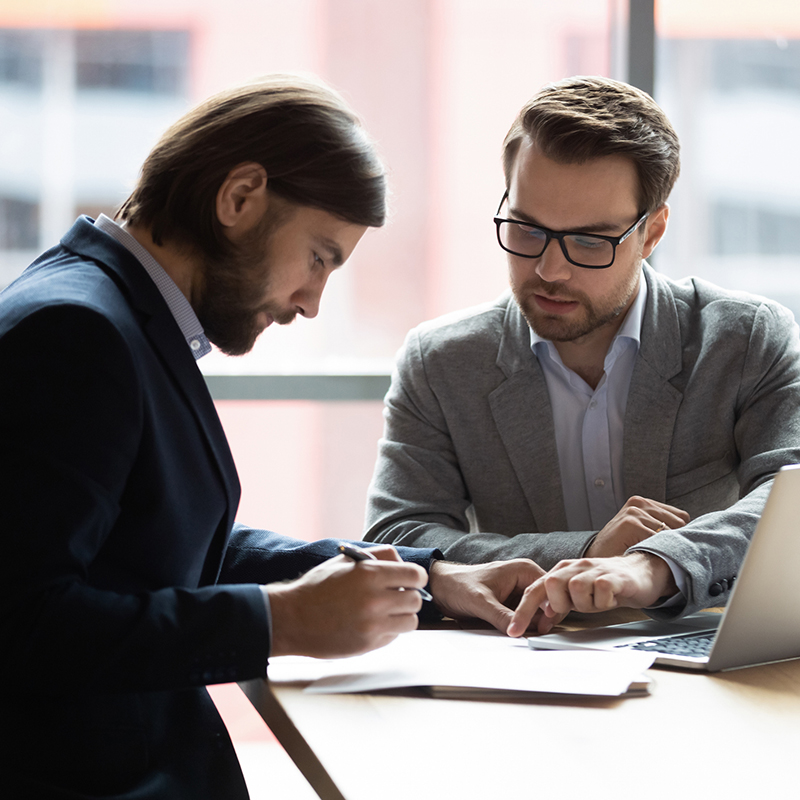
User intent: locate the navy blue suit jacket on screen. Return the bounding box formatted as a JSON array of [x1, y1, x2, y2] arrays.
[[0, 218, 438, 798]]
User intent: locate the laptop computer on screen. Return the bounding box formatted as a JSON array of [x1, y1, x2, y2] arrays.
[[528, 463, 800, 671]]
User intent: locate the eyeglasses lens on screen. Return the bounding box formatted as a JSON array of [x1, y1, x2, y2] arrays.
[[498, 221, 614, 267]]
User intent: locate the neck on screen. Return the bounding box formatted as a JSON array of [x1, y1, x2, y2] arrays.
[[123, 223, 200, 305], [551, 271, 643, 389], [552, 326, 620, 390]]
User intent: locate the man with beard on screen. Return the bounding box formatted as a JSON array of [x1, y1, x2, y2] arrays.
[[0, 74, 545, 799], [364, 76, 800, 635]]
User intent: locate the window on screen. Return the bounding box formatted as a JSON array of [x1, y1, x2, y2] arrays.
[[0, 25, 190, 284], [713, 202, 800, 256], [76, 30, 189, 95], [0, 196, 38, 249], [655, 2, 800, 318], [712, 38, 800, 95], [0, 30, 43, 89]]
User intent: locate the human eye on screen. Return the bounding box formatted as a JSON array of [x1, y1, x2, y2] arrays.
[[312, 251, 326, 268], [516, 223, 547, 241], [569, 234, 606, 250], [505, 222, 547, 250]]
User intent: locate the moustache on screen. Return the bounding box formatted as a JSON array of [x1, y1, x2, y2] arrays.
[[521, 277, 582, 304]]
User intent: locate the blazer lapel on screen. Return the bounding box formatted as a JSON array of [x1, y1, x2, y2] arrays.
[[490, 299, 568, 532], [61, 218, 240, 534], [623, 265, 684, 502], [142, 310, 240, 508]]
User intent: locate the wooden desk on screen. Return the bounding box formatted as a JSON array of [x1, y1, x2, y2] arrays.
[[240, 612, 800, 800]]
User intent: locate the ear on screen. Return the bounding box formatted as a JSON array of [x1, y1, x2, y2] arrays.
[[641, 204, 669, 259], [216, 162, 268, 233]]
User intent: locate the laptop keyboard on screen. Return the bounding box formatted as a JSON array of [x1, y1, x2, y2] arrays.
[[627, 632, 715, 658]]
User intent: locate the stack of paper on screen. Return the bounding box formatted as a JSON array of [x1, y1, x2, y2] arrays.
[[266, 629, 655, 700]]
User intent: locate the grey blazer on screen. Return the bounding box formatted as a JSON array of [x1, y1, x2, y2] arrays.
[[365, 265, 800, 618]]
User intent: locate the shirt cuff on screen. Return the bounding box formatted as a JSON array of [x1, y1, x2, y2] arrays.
[[580, 534, 598, 557]]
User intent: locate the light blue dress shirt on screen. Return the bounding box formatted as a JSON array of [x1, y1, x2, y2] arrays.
[[94, 214, 212, 360], [530, 275, 687, 604], [531, 278, 647, 532]]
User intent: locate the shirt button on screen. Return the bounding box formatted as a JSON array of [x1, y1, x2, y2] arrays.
[[190, 339, 201, 351], [594, 478, 605, 487]]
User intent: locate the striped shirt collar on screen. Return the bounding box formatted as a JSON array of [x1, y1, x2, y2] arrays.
[[94, 214, 211, 360]]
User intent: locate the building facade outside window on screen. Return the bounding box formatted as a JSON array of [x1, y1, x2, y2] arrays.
[[655, 0, 800, 317]]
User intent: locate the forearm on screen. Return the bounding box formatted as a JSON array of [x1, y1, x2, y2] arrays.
[[223, 523, 440, 580], [628, 479, 771, 617], [366, 517, 596, 570]]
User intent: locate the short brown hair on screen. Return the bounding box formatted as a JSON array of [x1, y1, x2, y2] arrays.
[[119, 73, 386, 259], [502, 76, 680, 213]]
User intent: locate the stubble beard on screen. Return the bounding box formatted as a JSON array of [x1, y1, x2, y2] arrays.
[[513, 270, 640, 343]]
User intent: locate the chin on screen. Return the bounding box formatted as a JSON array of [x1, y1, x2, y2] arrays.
[[210, 329, 261, 357]]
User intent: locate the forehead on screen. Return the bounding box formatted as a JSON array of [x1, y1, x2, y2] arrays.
[[508, 138, 640, 229]]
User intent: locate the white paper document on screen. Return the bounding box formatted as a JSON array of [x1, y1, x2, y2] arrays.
[[266, 629, 655, 699]]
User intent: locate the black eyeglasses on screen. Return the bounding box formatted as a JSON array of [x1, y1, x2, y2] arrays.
[[493, 191, 649, 269]]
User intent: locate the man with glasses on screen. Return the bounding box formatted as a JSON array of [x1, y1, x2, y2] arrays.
[[364, 76, 800, 631]]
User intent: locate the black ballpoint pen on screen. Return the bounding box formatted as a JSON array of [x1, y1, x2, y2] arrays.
[[338, 543, 434, 601]]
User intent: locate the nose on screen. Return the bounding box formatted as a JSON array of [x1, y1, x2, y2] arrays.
[[293, 270, 330, 319], [535, 238, 573, 284]]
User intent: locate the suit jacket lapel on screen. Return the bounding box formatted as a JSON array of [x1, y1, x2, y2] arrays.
[[61, 218, 240, 534], [490, 298, 568, 532], [141, 309, 240, 510], [623, 264, 684, 502]]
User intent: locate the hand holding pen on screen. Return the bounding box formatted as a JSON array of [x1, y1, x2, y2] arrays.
[[267, 542, 430, 659], [339, 543, 434, 601]]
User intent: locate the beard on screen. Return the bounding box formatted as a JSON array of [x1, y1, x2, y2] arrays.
[[513, 270, 640, 343], [195, 211, 295, 356]]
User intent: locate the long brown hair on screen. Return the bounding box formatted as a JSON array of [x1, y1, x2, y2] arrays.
[[118, 73, 386, 259]]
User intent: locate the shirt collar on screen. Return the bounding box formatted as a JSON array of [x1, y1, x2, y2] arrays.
[[94, 214, 212, 360], [615, 271, 647, 347]]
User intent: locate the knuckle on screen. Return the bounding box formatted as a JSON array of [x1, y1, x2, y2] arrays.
[[522, 582, 539, 599], [552, 558, 576, 570], [543, 573, 562, 590], [567, 574, 586, 591], [408, 592, 423, 613], [595, 575, 612, 591]]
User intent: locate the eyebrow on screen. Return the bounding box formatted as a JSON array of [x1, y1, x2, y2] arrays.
[[316, 236, 344, 267], [507, 205, 627, 235]]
